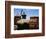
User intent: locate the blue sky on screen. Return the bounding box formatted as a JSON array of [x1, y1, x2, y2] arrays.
[[14, 8, 39, 19]]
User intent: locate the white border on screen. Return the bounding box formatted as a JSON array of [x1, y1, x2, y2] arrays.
[[11, 5, 42, 34]]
